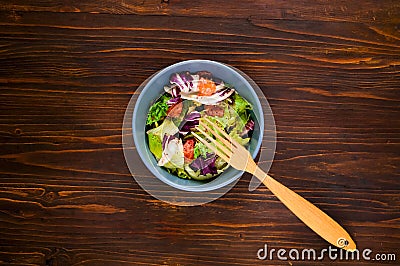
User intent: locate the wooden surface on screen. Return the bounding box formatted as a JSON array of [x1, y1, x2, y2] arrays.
[[0, 0, 399, 265]]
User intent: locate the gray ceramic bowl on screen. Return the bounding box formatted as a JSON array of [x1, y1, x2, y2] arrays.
[[132, 60, 264, 192]]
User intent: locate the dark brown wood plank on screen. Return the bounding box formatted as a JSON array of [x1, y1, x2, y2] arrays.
[[0, 10, 399, 266], [0, 0, 399, 24]]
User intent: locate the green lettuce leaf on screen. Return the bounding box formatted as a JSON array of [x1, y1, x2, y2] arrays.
[[203, 102, 237, 130], [191, 172, 214, 181], [177, 168, 191, 179], [146, 118, 179, 138], [146, 94, 171, 126], [229, 130, 250, 146], [184, 165, 200, 179], [214, 157, 228, 170], [148, 133, 162, 160], [173, 100, 195, 124], [193, 140, 211, 159], [147, 118, 179, 161], [232, 92, 252, 124]]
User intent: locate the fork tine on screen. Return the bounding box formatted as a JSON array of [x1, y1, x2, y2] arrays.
[[199, 120, 232, 150], [203, 117, 239, 147], [196, 126, 232, 158], [192, 132, 230, 162]]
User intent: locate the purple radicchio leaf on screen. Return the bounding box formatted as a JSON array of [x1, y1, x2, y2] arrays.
[[167, 97, 181, 106], [189, 153, 218, 175], [170, 85, 181, 98], [179, 111, 201, 136], [164, 84, 181, 98], [161, 133, 180, 150], [170, 71, 194, 92], [162, 134, 174, 150], [241, 119, 255, 137], [217, 87, 234, 98]]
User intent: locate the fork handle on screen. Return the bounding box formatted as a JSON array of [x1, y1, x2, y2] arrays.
[[252, 166, 356, 251]]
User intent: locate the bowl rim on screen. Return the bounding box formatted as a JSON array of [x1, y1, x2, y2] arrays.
[[132, 59, 264, 192]]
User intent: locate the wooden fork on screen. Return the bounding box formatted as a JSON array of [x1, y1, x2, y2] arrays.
[[192, 117, 356, 251]]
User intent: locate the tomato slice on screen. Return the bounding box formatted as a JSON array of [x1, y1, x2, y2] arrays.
[[183, 138, 195, 160], [198, 79, 216, 96]]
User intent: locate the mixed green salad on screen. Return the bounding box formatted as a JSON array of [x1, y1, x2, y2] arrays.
[[146, 71, 255, 181]]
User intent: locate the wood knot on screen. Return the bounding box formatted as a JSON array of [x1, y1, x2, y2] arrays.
[[159, 0, 169, 9], [44, 191, 58, 202], [14, 128, 22, 135], [7, 11, 22, 22], [46, 248, 70, 266]]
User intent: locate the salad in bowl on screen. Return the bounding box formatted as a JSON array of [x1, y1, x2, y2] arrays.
[[146, 71, 255, 181]]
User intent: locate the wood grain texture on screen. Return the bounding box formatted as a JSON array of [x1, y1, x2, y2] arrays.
[[0, 0, 399, 24], [0, 1, 399, 265]]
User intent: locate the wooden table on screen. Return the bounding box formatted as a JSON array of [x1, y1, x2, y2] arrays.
[[1, 1, 399, 265]]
